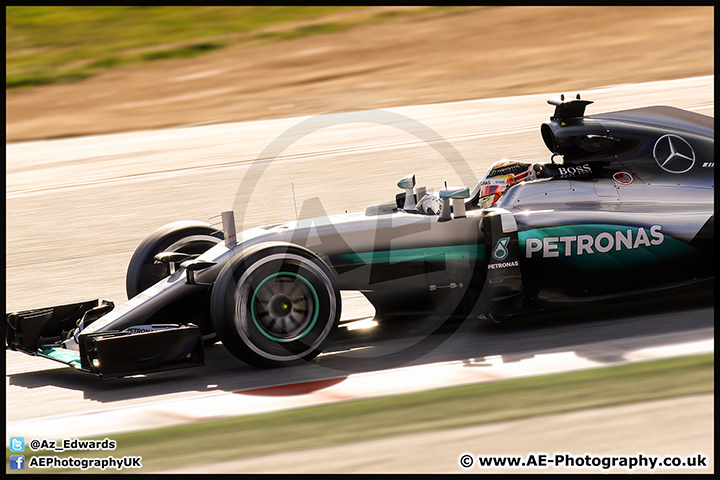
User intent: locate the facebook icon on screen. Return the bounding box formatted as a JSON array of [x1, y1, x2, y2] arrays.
[[9, 455, 25, 470]]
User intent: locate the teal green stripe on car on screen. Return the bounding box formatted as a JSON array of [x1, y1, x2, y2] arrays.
[[331, 244, 485, 265], [39, 346, 83, 369], [519, 224, 698, 269]]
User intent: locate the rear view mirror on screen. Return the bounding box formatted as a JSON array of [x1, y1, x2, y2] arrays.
[[439, 186, 470, 221], [397, 173, 417, 211]]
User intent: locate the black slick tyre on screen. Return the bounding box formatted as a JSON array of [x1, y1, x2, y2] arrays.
[[126, 220, 224, 343], [210, 242, 341, 368]]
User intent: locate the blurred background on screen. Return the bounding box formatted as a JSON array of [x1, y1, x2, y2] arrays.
[[6, 6, 714, 142]]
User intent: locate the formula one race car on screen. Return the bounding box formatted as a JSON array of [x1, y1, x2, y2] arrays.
[[6, 95, 714, 376]]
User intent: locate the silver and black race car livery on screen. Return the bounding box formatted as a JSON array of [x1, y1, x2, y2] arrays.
[[6, 95, 713, 376]]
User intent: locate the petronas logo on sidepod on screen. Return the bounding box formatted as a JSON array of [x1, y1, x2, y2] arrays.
[[492, 237, 510, 261]]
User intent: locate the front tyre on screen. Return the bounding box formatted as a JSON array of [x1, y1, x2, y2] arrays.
[[210, 243, 341, 368], [126, 220, 224, 344], [126, 220, 224, 298]]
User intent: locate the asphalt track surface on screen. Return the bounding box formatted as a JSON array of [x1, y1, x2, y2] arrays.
[[6, 77, 714, 429]]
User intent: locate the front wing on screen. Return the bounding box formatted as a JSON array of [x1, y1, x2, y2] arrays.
[[6, 299, 204, 378]]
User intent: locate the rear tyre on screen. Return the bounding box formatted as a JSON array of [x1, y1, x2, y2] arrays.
[[126, 221, 224, 344], [210, 243, 341, 368]]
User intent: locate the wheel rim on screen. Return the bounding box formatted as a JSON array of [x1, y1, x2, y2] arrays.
[[250, 272, 319, 342], [224, 252, 339, 363]]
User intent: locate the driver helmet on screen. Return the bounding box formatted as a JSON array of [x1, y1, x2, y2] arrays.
[[478, 160, 535, 208]]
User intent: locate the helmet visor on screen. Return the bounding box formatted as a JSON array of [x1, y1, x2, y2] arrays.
[[479, 177, 512, 197]]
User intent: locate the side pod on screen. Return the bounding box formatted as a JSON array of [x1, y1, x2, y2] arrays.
[[479, 209, 525, 321]]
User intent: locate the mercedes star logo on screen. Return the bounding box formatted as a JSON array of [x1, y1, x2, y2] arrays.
[[653, 134, 695, 174]]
